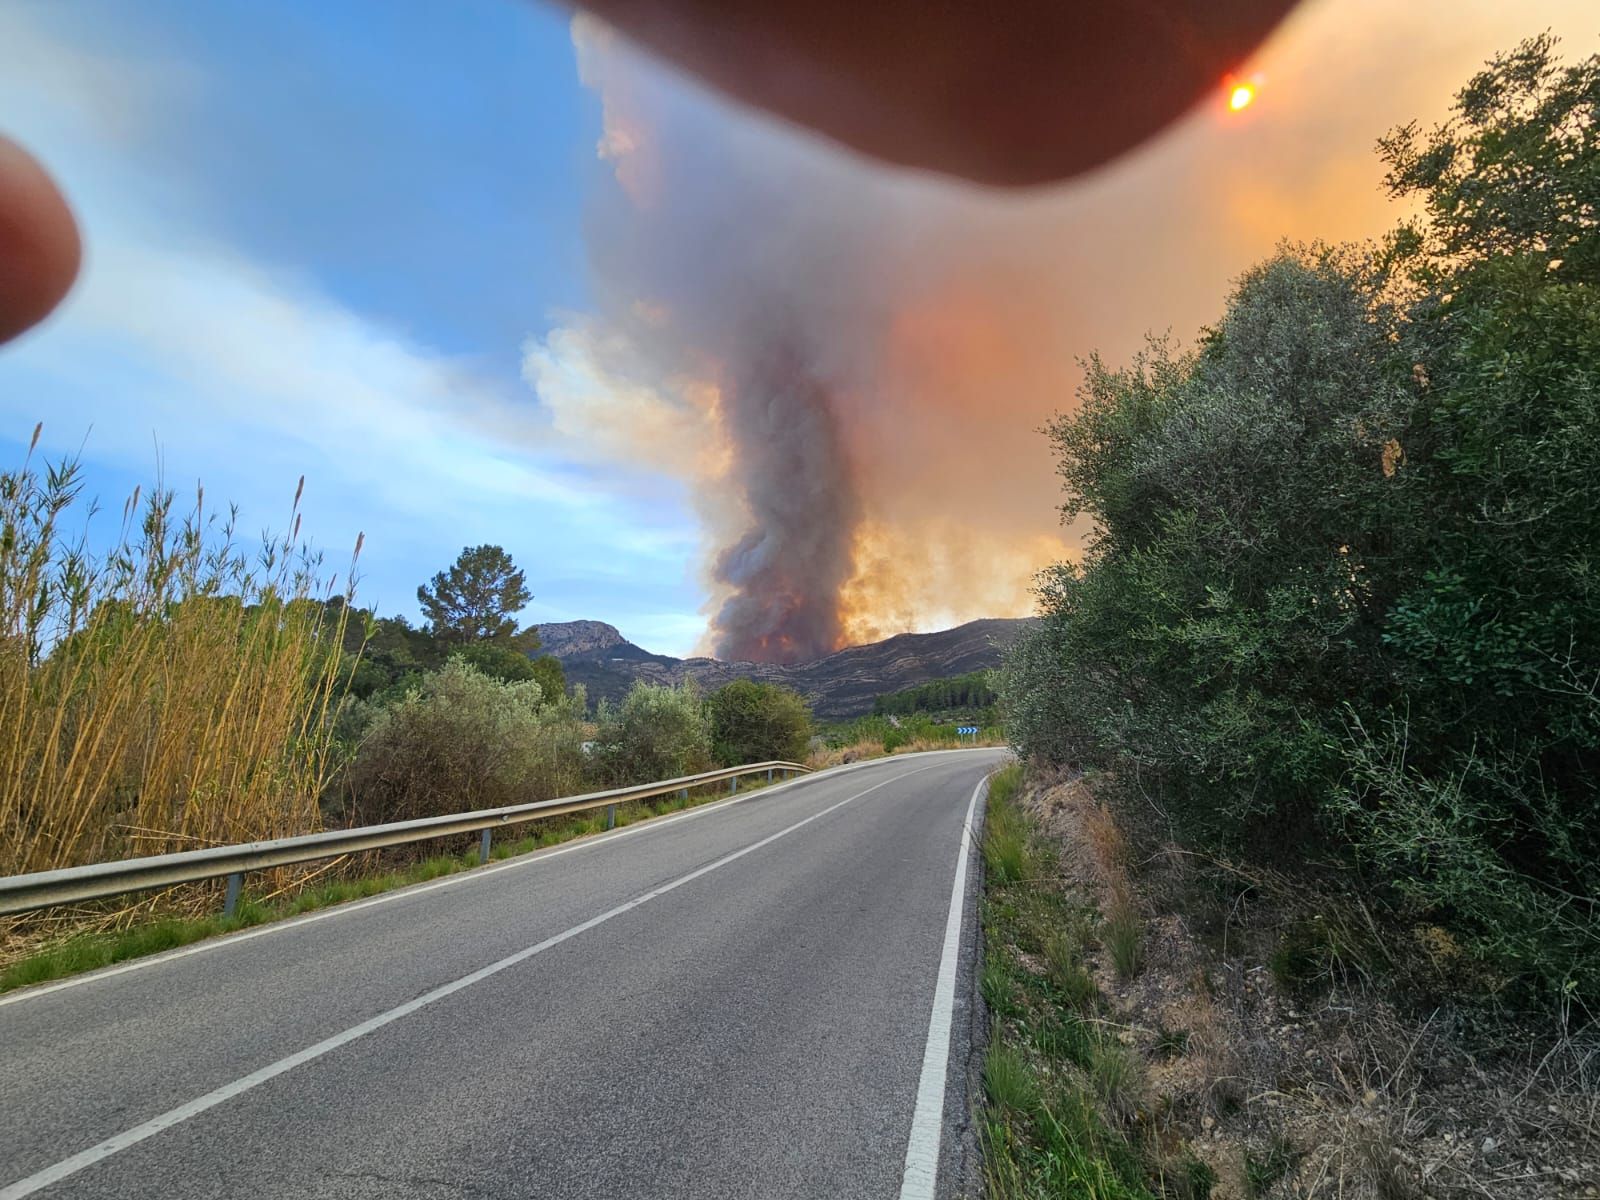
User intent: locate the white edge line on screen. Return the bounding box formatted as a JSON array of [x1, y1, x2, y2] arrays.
[[0, 762, 954, 1200], [0, 750, 988, 1009], [897, 767, 989, 1200]]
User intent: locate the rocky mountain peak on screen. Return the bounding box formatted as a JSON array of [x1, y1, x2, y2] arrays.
[[533, 620, 627, 660]]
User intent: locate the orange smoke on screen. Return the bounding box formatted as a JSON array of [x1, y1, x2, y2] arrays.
[[836, 521, 1073, 648], [547, 1, 1598, 662]]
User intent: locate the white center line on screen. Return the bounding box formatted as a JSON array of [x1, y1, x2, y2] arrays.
[[897, 768, 988, 1200], [0, 762, 945, 1200]]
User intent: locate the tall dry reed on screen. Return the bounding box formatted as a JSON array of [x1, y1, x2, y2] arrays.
[[0, 425, 360, 881]]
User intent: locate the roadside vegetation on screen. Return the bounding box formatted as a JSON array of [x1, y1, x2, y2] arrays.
[[707, 678, 812, 767], [811, 706, 1005, 767], [0, 436, 354, 879], [996, 38, 1600, 1198], [0, 482, 823, 984], [1004, 35, 1600, 1014], [0, 422, 994, 997], [990, 765, 1600, 1199], [980, 764, 1161, 1200]]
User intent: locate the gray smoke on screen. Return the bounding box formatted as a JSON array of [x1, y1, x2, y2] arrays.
[[708, 343, 859, 661], [568, 21, 907, 663]]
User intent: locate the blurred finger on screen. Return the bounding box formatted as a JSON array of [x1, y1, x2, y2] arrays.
[[0, 134, 81, 345], [577, 0, 1298, 185]]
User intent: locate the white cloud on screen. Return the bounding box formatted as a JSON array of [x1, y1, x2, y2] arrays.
[[522, 317, 720, 478], [40, 228, 597, 517], [0, 5, 704, 645]]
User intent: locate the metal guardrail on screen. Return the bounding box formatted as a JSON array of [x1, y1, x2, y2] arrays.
[[0, 761, 809, 918]]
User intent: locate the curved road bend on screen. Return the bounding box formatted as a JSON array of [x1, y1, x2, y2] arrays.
[[0, 748, 1007, 1200]]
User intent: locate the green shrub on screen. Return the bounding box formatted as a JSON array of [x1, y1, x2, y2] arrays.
[[1152, 1026, 1190, 1059], [1089, 1041, 1142, 1122], [1033, 1013, 1096, 1067], [1026, 1090, 1151, 1199], [1175, 1157, 1217, 1200], [1008, 244, 1410, 849], [988, 762, 1023, 807], [455, 640, 566, 698], [1244, 1133, 1297, 1199], [592, 681, 713, 786], [1333, 718, 1599, 999], [343, 659, 585, 825], [706, 679, 811, 766], [1266, 914, 1364, 995], [984, 768, 1035, 886]]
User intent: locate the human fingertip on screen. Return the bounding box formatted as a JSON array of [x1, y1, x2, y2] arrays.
[[0, 134, 81, 346]]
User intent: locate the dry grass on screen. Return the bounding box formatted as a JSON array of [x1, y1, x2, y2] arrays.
[[0, 428, 359, 905], [806, 738, 884, 769], [901, 733, 1007, 753], [1082, 801, 1147, 980], [804, 732, 1005, 770], [1025, 769, 1600, 1200]]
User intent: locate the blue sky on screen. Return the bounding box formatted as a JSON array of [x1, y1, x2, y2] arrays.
[[0, 0, 711, 654]]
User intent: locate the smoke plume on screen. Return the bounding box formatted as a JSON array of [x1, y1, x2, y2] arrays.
[[528, 2, 1596, 663]]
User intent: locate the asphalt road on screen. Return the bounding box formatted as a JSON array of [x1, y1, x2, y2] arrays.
[[0, 748, 1006, 1200]]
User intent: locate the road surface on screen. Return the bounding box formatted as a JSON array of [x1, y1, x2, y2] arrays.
[[0, 748, 1005, 1199]]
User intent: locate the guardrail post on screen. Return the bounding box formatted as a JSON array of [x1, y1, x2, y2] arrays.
[[223, 871, 243, 918], [606, 804, 616, 830], [479, 828, 492, 865], [766, 768, 773, 783], [729, 777, 737, 794], [680, 788, 688, 803]]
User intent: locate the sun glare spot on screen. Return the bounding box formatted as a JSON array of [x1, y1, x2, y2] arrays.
[[1229, 83, 1256, 112]]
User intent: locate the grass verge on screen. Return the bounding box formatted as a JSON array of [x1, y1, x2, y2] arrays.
[[984, 767, 1600, 1198], [979, 763, 1156, 1200], [0, 774, 782, 994]]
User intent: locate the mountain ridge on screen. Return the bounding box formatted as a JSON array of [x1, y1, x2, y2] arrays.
[[534, 617, 1032, 718]]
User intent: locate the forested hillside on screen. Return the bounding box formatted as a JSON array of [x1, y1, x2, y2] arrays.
[[872, 670, 997, 719]]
